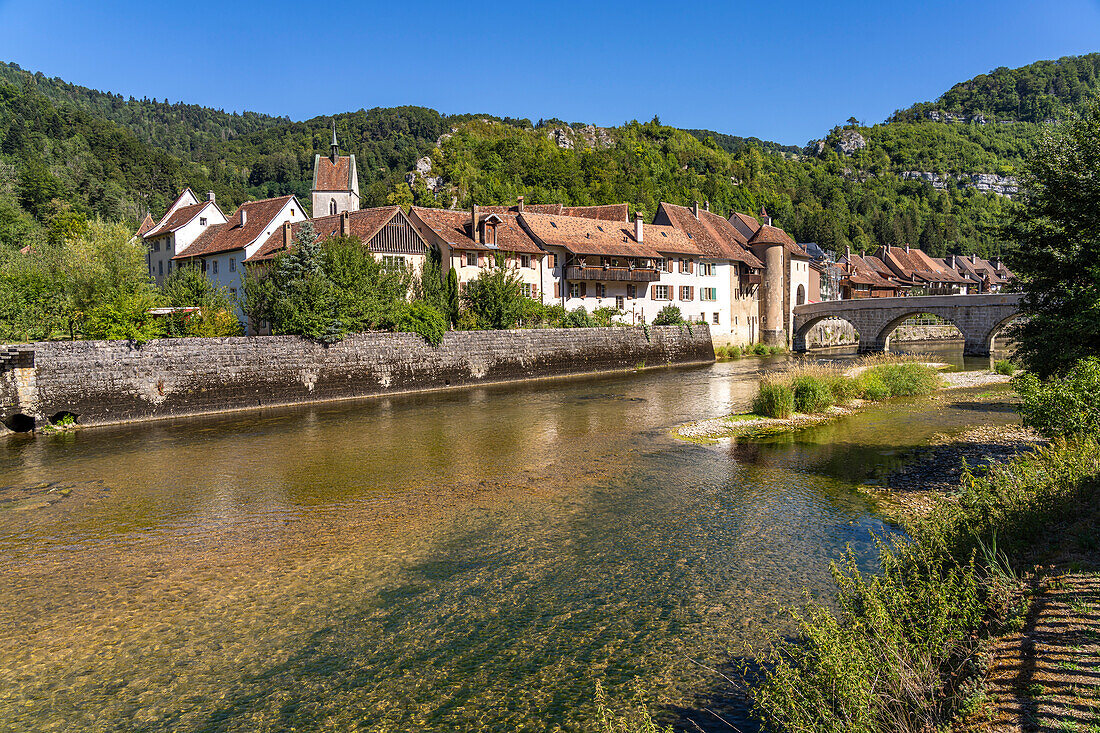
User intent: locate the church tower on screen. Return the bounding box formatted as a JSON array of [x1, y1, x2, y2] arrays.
[[311, 120, 360, 217]]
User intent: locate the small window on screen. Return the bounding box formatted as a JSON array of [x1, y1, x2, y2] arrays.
[[212, 260, 219, 275], [549, 253, 558, 268], [712, 312, 720, 325], [615, 296, 624, 310], [158, 261, 163, 276], [168, 261, 172, 273], [520, 254, 532, 268], [383, 255, 406, 270], [201, 260, 208, 273], [569, 282, 583, 299], [466, 252, 478, 267], [329, 199, 337, 216], [229, 258, 236, 272], [200, 217, 208, 226], [486, 224, 496, 245], [153, 240, 160, 252], [627, 284, 636, 299]]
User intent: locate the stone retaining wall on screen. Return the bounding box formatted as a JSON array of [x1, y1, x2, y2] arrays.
[[0, 326, 713, 431]]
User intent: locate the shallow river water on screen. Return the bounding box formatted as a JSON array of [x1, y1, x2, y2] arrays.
[[0, 349, 1019, 732]]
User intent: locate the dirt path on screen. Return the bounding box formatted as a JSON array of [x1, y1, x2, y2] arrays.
[[980, 571, 1100, 732]]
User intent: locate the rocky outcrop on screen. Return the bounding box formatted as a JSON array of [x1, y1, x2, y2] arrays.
[[546, 125, 614, 150], [834, 129, 867, 155], [900, 171, 1018, 196], [404, 155, 444, 193]]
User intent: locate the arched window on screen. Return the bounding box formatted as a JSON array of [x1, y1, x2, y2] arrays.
[[796, 284, 806, 306], [329, 199, 338, 216]]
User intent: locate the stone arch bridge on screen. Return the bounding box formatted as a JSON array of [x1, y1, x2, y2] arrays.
[[792, 293, 1024, 356]]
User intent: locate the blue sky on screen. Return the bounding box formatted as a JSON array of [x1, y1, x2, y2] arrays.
[[1, 0, 1098, 145]]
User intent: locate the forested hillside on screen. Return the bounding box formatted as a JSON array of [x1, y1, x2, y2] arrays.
[[1, 53, 1098, 262]]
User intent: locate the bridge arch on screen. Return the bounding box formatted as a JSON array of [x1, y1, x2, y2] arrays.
[[791, 314, 860, 352], [984, 312, 1025, 355], [874, 311, 964, 352]]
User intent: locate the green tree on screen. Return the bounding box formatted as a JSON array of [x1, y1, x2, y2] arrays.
[[159, 263, 241, 337], [1007, 100, 1100, 377], [460, 254, 528, 329]]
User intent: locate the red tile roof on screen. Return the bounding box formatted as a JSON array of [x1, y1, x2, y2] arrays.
[[249, 206, 425, 262], [136, 214, 156, 238], [174, 196, 298, 260], [145, 188, 198, 237], [145, 201, 220, 239], [728, 211, 761, 238], [312, 155, 354, 192], [655, 203, 763, 266], [480, 203, 563, 215], [410, 208, 543, 254], [748, 224, 806, 256], [561, 204, 630, 221], [520, 212, 662, 258], [843, 255, 903, 289]]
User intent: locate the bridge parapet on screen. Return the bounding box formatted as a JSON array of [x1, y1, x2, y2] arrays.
[[792, 293, 1024, 356]]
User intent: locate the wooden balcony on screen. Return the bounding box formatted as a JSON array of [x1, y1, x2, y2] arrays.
[[566, 266, 660, 283], [742, 273, 762, 285]]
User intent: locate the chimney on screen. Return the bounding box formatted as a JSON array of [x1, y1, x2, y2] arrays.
[[634, 211, 644, 243], [951, 254, 957, 269], [760, 206, 771, 226], [845, 245, 851, 261], [341, 210, 350, 237], [692, 200, 700, 218], [905, 243, 910, 253], [470, 203, 479, 243], [330, 120, 339, 164], [207, 191, 216, 203], [239, 209, 247, 227], [704, 200, 710, 212], [283, 221, 292, 246], [517, 195, 524, 213]]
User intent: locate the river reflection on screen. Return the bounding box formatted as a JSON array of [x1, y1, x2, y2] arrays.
[[0, 350, 1016, 732]]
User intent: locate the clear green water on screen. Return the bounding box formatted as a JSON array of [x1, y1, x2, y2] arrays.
[[0, 351, 1018, 732]]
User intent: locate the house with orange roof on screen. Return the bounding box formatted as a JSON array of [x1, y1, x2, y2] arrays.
[[171, 194, 307, 311], [876, 245, 971, 295], [142, 188, 228, 284]]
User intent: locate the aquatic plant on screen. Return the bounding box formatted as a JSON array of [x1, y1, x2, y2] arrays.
[[791, 376, 834, 414], [752, 380, 794, 418]]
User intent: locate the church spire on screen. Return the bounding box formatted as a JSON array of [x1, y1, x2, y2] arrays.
[[330, 120, 339, 164]]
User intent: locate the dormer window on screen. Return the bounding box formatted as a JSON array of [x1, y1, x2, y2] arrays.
[[486, 224, 496, 245]]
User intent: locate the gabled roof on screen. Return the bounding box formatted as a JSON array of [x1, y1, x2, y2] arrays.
[[410, 208, 543, 254], [312, 154, 356, 192], [749, 224, 806, 256], [249, 206, 425, 262], [842, 254, 903, 289], [728, 211, 761, 240], [655, 203, 763, 266], [145, 188, 202, 238], [174, 196, 299, 260], [144, 201, 223, 239], [480, 203, 564, 215], [520, 212, 661, 258], [136, 214, 156, 238]]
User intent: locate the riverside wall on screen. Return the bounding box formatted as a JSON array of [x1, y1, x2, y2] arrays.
[[0, 326, 714, 432]]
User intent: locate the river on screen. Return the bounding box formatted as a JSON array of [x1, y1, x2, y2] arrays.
[[0, 348, 1019, 732]]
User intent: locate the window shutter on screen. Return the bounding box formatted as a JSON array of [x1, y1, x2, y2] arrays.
[[690, 286, 695, 300], [554, 282, 560, 298]]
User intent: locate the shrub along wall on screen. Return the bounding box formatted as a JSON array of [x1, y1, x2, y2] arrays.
[[0, 326, 713, 430]]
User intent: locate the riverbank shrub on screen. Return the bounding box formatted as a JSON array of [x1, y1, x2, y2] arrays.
[[856, 369, 891, 401], [652, 305, 683, 326], [994, 359, 1017, 376], [870, 362, 943, 397], [751, 434, 1100, 732], [1014, 357, 1100, 438], [792, 375, 834, 414], [753, 380, 795, 418]]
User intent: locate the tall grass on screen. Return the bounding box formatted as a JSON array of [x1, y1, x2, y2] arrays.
[[749, 357, 942, 418]]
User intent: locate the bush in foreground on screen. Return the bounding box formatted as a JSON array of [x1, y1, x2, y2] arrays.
[[753, 380, 795, 418], [652, 305, 683, 326], [994, 359, 1017, 376], [1014, 356, 1100, 438], [751, 433, 1100, 732], [792, 376, 834, 414]]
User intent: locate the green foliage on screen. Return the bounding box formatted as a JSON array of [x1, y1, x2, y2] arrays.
[[159, 263, 241, 337], [564, 306, 594, 328], [1006, 99, 1100, 378], [0, 218, 158, 342], [652, 305, 683, 326], [856, 370, 891, 401], [388, 300, 447, 346], [994, 359, 1017, 376], [444, 267, 460, 325], [869, 362, 944, 396], [245, 230, 413, 342], [752, 380, 795, 419], [459, 254, 531, 330], [752, 434, 1100, 732], [825, 374, 860, 404], [792, 376, 835, 414], [1014, 357, 1100, 438], [591, 306, 623, 327]]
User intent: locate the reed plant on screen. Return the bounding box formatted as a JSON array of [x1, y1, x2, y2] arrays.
[[751, 434, 1100, 733]]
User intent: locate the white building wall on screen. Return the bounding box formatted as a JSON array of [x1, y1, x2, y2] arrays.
[[311, 190, 359, 218]]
